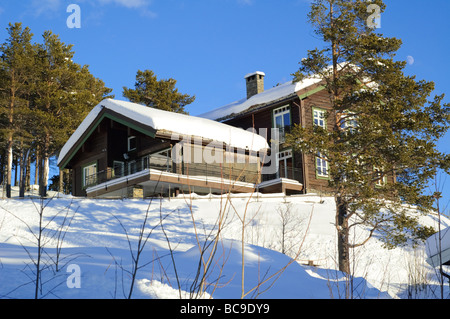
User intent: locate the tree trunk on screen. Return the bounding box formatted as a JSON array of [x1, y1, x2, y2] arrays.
[[336, 196, 350, 274], [35, 148, 39, 187], [59, 168, 64, 194], [20, 149, 30, 198], [39, 157, 49, 198], [26, 151, 31, 191], [39, 133, 50, 198], [6, 134, 13, 198], [14, 155, 18, 186], [19, 145, 24, 198]]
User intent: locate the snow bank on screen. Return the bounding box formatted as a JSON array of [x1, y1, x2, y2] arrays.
[[137, 279, 212, 299], [0, 189, 448, 299]]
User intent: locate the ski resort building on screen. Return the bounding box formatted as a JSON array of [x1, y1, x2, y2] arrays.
[[57, 70, 339, 198], [57, 99, 286, 198], [58, 69, 393, 198], [199, 71, 335, 195]]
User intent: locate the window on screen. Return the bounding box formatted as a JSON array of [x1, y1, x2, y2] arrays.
[[128, 136, 136, 152], [340, 111, 358, 133], [273, 105, 291, 143], [316, 153, 329, 178], [313, 107, 326, 129], [83, 163, 97, 188], [149, 148, 172, 171], [128, 160, 137, 175], [374, 166, 387, 187], [113, 161, 124, 178], [142, 156, 150, 170], [277, 150, 293, 179]]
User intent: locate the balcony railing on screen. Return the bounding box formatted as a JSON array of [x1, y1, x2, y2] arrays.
[[83, 153, 263, 189], [261, 164, 303, 182]]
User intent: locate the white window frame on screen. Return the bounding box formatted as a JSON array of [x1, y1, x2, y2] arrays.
[[316, 152, 329, 178], [128, 136, 136, 152], [82, 162, 97, 188], [273, 105, 291, 128], [273, 105, 291, 143], [277, 149, 293, 179], [128, 160, 137, 175], [313, 107, 326, 129], [142, 155, 150, 170]]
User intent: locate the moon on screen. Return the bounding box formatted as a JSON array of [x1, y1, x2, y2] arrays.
[[406, 56, 415, 65]]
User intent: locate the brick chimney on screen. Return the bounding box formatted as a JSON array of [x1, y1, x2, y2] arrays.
[[244, 71, 265, 99]]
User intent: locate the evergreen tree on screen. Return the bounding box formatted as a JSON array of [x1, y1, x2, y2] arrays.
[[31, 30, 113, 197], [123, 69, 195, 114], [286, 0, 450, 275], [0, 23, 34, 198]]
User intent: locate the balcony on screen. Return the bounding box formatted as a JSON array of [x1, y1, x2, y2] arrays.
[[82, 153, 262, 198], [261, 164, 302, 182]]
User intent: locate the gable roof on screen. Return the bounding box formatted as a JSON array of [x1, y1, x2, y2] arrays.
[[199, 75, 324, 122], [57, 99, 269, 168]]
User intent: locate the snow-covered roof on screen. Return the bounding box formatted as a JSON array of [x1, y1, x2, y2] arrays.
[[426, 227, 450, 267], [57, 99, 269, 167], [199, 74, 323, 121]]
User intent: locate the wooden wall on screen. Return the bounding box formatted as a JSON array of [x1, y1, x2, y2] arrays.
[[221, 94, 336, 194], [69, 119, 109, 196], [301, 88, 334, 194]]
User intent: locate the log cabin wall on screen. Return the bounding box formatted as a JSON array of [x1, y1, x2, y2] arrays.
[[69, 119, 109, 196], [220, 95, 334, 194], [300, 88, 335, 194]]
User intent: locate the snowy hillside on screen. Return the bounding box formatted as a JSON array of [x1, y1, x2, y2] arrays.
[[0, 187, 449, 300]]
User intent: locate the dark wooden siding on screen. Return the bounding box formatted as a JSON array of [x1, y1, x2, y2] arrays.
[[223, 97, 300, 143], [301, 88, 334, 193], [68, 118, 168, 196], [219, 90, 338, 194], [68, 119, 109, 196]]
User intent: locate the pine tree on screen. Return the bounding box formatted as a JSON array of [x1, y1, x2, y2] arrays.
[[31, 30, 113, 197], [286, 0, 450, 275], [123, 69, 195, 114], [0, 23, 34, 198]]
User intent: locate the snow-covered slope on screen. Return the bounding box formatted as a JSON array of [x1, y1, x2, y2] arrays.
[[0, 189, 448, 299]]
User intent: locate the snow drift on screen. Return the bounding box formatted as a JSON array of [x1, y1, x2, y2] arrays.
[[0, 189, 448, 299]]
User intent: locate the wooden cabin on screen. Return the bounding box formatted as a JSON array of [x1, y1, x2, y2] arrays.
[[59, 69, 394, 198], [200, 71, 334, 194], [200, 70, 399, 195], [57, 99, 270, 198]]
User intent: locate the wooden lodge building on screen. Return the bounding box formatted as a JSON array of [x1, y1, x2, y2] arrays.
[[57, 99, 274, 198], [200, 71, 334, 195], [57, 70, 345, 198]]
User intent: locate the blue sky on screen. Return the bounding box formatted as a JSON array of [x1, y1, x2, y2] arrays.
[[1, 0, 449, 206]]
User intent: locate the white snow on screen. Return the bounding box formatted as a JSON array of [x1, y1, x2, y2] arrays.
[[57, 99, 269, 167], [244, 71, 266, 79], [0, 187, 449, 299]]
